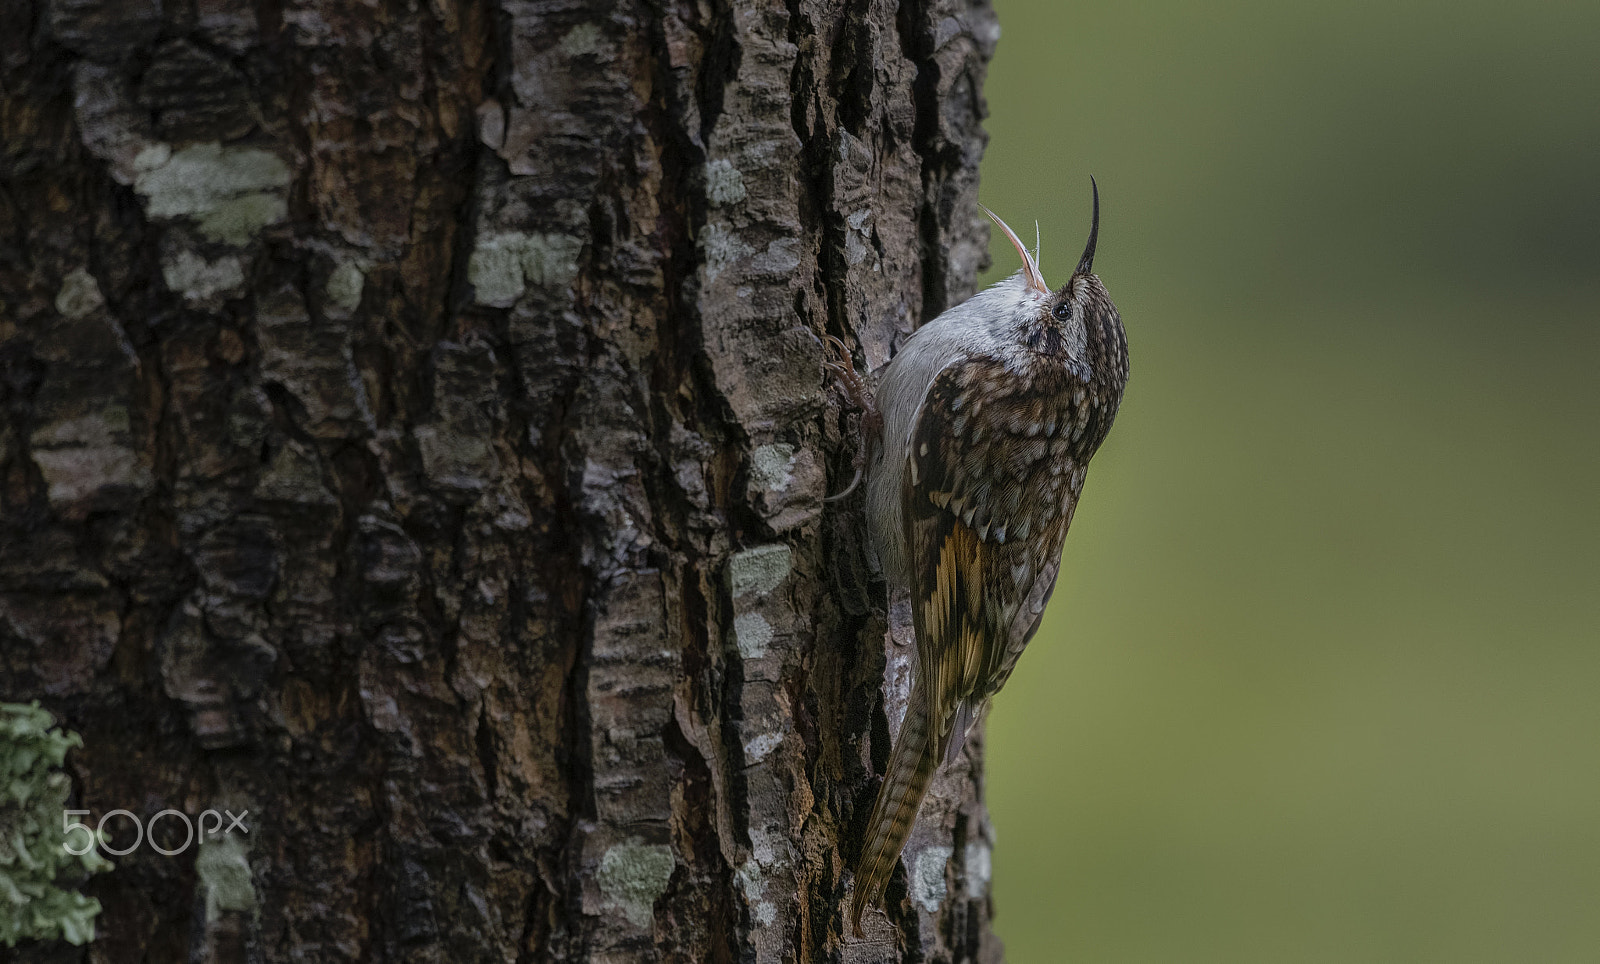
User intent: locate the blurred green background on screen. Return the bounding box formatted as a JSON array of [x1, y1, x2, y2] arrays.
[[976, 1, 1600, 961]]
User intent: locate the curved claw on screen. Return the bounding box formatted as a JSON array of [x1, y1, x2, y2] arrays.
[[821, 335, 872, 410], [825, 464, 864, 502], [818, 333, 879, 501], [819, 334, 849, 372]]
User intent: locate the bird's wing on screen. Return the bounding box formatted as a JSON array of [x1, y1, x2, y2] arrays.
[[903, 355, 1087, 728]]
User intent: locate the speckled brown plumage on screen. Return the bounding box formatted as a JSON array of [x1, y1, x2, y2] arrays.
[[846, 184, 1129, 934]]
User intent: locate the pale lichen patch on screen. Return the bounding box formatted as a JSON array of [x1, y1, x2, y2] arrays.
[[560, 23, 606, 58], [194, 833, 257, 921], [911, 845, 952, 913], [845, 208, 874, 266], [705, 159, 746, 207], [747, 827, 782, 868], [749, 443, 796, 491], [55, 268, 105, 319], [734, 857, 779, 926], [733, 827, 790, 929], [698, 222, 750, 281], [134, 142, 291, 245], [133, 142, 172, 174], [597, 839, 675, 927], [199, 194, 287, 247], [753, 900, 778, 926], [963, 839, 992, 899], [746, 441, 824, 532], [162, 250, 245, 302], [522, 233, 582, 288], [743, 731, 784, 763], [467, 231, 528, 307], [29, 403, 151, 511], [728, 544, 791, 599], [845, 233, 870, 266], [731, 612, 772, 659], [734, 858, 764, 899], [467, 231, 583, 306], [325, 260, 365, 314], [29, 425, 150, 509]]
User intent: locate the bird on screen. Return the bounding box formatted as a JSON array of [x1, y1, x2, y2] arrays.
[[826, 180, 1129, 936]]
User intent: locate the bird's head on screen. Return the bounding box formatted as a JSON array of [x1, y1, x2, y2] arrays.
[[981, 179, 1114, 365]]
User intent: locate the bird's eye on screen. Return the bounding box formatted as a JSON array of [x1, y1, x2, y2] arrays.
[[1051, 302, 1073, 321]]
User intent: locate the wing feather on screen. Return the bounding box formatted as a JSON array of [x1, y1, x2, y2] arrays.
[[902, 357, 1089, 744]]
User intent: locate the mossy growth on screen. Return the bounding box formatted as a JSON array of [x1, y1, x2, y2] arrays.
[[0, 702, 111, 947]]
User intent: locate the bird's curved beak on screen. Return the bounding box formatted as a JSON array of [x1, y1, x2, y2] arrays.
[[1075, 176, 1099, 278], [980, 204, 1050, 296]]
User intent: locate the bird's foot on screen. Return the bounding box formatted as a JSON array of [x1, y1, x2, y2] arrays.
[[821, 335, 882, 501]]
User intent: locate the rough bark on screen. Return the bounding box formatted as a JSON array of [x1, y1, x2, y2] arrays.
[[0, 0, 1000, 959]]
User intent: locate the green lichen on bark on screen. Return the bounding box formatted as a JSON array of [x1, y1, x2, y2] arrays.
[[132, 142, 291, 245], [0, 702, 111, 947], [194, 834, 258, 921], [597, 839, 675, 927]]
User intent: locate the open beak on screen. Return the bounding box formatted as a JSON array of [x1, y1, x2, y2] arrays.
[[1075, 176, 1099, 277], [980, 204, 1050, 296]]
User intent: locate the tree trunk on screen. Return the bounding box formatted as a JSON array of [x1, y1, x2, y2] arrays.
[[0, 0, 1000, 959]]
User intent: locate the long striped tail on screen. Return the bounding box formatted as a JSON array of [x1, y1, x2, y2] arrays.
[[849, 683, 941, 936]]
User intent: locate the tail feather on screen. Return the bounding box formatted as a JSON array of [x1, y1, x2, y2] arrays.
[[849, 688, 941, 936], [943, 700, 976, 768]]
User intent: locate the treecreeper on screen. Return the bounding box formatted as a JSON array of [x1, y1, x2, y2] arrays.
[[826, 180, 1131, 936]]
